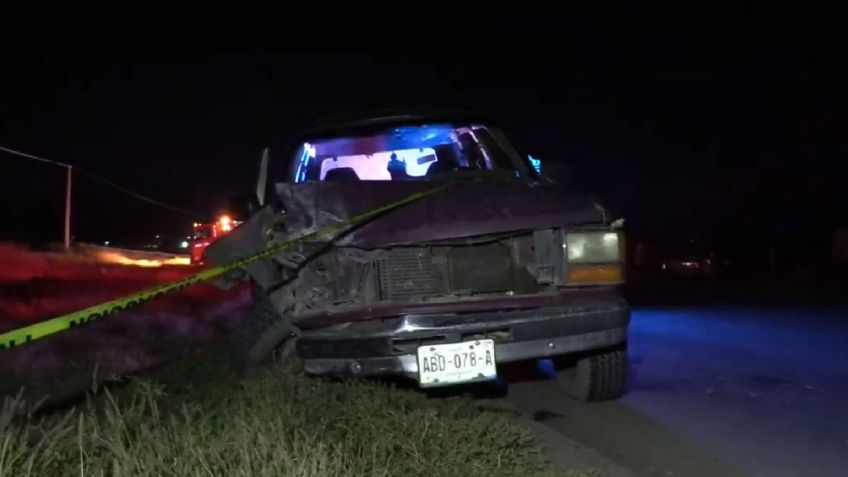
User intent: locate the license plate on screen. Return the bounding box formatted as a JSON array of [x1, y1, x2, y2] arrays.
[[416, 339, 497, 387]]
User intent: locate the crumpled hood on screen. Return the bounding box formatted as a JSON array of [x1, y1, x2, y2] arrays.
[[275, 181, 605, 247]]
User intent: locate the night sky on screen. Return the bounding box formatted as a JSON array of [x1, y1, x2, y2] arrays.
[[1, 7, 845, 264]]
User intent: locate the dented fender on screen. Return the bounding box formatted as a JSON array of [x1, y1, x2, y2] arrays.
[[203, 206, 283, 290]]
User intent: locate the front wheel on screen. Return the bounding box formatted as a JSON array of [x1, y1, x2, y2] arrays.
[[556, 346, 628, 402], [232, 292, 297, 376]]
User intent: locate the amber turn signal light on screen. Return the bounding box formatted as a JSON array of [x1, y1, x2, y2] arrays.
[[566, 264, 624, 285]]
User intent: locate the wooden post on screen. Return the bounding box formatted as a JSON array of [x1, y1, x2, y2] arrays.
[[64, 165, 72, 249]]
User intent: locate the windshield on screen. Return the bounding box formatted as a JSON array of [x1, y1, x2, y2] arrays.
[[289, 122, 528, 182]]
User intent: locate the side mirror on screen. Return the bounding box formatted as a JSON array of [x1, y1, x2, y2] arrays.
[[527, 155, 542, 175], [540, 160, 570, 186], [225, 149, 271, 221], [256, 148, 269, 206]]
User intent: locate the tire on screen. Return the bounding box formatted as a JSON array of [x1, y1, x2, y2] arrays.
[[232, 291, 297, 376], [557, 347, 628, 402]]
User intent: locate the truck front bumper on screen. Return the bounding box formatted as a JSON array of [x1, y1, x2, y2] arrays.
[[296, 299, 629, 379]]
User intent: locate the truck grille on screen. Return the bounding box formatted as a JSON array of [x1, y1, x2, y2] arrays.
[[377, 248, 449, 300]]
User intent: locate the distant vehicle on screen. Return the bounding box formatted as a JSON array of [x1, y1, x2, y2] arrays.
[[189, 215, 241, 264], [206, 110, 629, 402], [660, 240, 730, 277], [661, 256, 714, 276]]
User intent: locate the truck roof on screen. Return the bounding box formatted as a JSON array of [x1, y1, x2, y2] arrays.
[[293, 108, 497, 140]]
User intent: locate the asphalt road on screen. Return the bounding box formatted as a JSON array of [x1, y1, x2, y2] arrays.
[[493, 306, 848, 477]]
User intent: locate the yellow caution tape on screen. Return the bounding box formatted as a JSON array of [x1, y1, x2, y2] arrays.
[[0, 185, 448, 351]]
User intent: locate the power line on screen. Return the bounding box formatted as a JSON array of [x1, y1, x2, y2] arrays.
[[73, 168, 202, 218], [0, 144, 203, 218], [0, 144, 71, 168]]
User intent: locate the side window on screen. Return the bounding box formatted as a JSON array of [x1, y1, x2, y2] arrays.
[[471, 128, 512, 170], [291, 143, 317, 183], [457, 132, 489, 169]]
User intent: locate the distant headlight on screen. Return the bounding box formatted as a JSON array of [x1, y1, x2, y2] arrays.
[[564, 231, 622, 264]]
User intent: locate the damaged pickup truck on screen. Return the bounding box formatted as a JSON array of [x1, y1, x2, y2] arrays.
[[205, 111, 629, 401]]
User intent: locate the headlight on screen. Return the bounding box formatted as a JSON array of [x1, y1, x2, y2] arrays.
[[563, 230, 625, 285], [564, 231, 622, 263]]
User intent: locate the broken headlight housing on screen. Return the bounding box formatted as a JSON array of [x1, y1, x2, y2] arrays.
[[563, 230, 625, 285]]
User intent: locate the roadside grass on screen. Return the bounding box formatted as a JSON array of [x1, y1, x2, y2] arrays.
[[0, 353, 596, 477]]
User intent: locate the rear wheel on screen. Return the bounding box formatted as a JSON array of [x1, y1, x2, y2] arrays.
[[232, 291, 297, 376], [557, 346, 628, 402]]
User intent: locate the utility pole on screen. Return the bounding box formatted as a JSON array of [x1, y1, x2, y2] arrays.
[[64, 165, 72, 250]]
